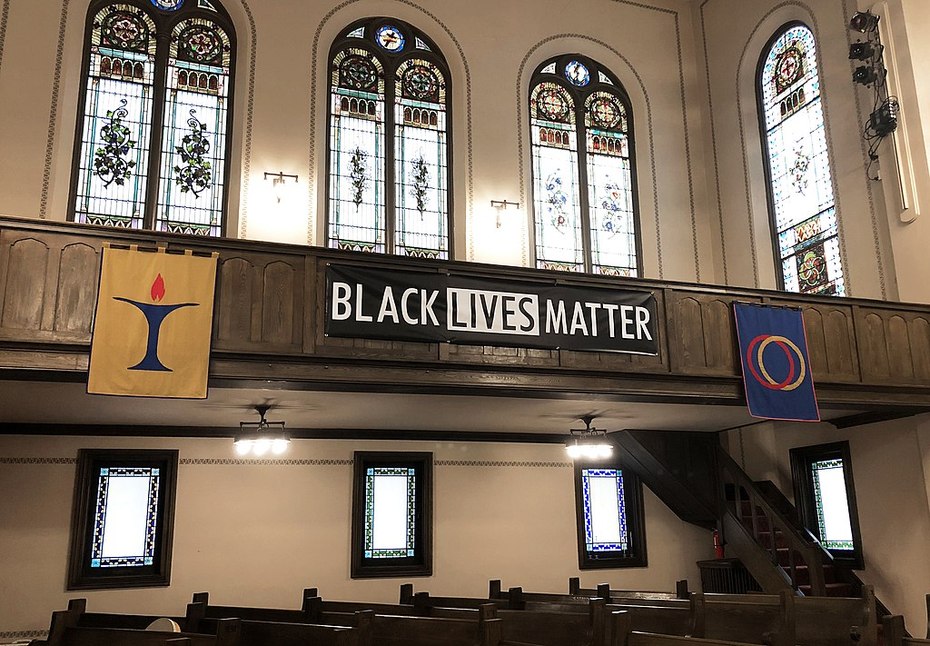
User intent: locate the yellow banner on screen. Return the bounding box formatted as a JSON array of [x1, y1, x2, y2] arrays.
[[88, 246, 217, 398]]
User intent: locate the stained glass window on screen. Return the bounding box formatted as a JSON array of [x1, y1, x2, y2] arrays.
[[811, 458, 854, 550], [91, 466, 161, 567], [530, 56, 640, 276], [351, 452, 432, 578], [71, 0, 235, 237], [790, 441, 863, 569], [68, 449, 178, 590], [364, 467, 417, 558], [581, 468, 628, 553], [573, 463, 646, 569], [760, 24, 845, 296], [328, 20, 451, 259]]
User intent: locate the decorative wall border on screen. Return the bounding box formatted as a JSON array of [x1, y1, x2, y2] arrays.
[[0, 629, 49, 641], [0, 0, 11, 80], [236, 0, 257, 239], [516, 34, 662, 276], [38, 0, 70, 219], [307, 0, 474, 253], [0, 457, 572, 468], [179, 458, 353, 466], [435, 460, 571, 468], [699, 0, 728, 284], [0, 457, 76, 464]]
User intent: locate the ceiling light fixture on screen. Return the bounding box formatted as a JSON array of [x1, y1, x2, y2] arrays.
[[565, 415, 613, 460], [234, 404, 289, 456]]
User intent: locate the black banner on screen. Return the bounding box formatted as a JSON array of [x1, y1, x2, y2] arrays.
[[325, 264, 659, 355]]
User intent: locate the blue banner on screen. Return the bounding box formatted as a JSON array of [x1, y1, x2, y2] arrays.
[[733, 303, 820, 422]]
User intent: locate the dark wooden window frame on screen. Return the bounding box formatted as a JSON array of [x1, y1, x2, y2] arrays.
[[528, 53, 643, 276], [789, 441, 864, 569], [68, 448, 179, 590], [351, 451, 433, 578], [324, 17, 454, 258], [573, 461, 647, 569], [68, 0, 237, 236]]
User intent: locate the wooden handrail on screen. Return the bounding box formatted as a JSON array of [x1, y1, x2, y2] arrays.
[[717, 448, 828, 595]]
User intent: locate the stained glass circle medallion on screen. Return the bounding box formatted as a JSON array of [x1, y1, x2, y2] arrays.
[[565, 60, 591, 87], [340, 55, 378, 90], [150, 0, 184, 11], [376, 25, 405, 52]]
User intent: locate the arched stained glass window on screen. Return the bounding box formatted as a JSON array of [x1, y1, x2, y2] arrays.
[[530, 55, 639, 276], [760, 24, 845, 296], [71, 0, 235, 237], [327, 19, 451, 259]]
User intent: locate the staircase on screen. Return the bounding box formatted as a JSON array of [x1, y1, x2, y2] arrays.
[[615, 430, 890, 607]]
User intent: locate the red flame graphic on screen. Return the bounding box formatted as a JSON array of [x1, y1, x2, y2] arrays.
[[151, 274, 166, 302]]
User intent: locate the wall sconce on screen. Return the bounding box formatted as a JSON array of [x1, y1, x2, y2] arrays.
[[234, 404, 289, 457], [263, 171, 298, 204], [490, 199, 520, 228]]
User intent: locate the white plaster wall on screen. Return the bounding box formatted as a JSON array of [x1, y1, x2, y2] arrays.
[[728, 414, 930, 636], [0, 0, 715, 282], [0, 435, 713, 638]]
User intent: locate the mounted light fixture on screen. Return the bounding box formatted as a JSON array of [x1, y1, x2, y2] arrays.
[[849, 11, 879, 33], [565, 415, 613, 460], [263, 171, 298, 204], [234, 404, 289, 456], [490, 199, 520, 228], [852, 65, 878, 86], [848, 42, 875, 61]]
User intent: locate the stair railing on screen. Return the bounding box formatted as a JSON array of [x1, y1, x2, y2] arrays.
[[717, 448, 828, 596]]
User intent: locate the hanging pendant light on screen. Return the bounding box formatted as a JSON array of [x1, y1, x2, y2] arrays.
[[565, 415, 613, 460], [234, 404, 289, 456]]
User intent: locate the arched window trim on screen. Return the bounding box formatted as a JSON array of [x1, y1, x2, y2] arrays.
[[756, 21, 845, 296], [325, 17, 454, 260], [69, 0, 237, 237], [528, 53, 642, 277]]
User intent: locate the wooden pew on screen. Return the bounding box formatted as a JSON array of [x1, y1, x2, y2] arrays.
[[605, 603, 691, 636], [687, 591, 794, 646], [609, 611, 765, 646], [569, 578, 690, 602], [192, 593, 510, 646], [39, 599, 240, 646], [882, 615, 930, 646]]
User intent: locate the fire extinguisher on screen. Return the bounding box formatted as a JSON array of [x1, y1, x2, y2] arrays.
[[713, 529, 725, 559]]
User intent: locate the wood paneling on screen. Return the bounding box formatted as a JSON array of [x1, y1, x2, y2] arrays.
[[667, 293, 740, 377], [2, 219, 930, 405], [769, 301, 860, 384]]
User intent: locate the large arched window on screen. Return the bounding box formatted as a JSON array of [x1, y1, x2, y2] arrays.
[[759, 23, 845, 296], [529, 55, 640, 276], [70, 0, 235, 237], [327, 19, 451, 260]]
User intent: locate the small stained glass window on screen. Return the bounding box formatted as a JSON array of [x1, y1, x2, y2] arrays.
[[530, 55, 640, 276], [352, 452, 432, 578], [327, 19, 451, 259], [811, 458, 854, 550], [574, 463, 646, 569], [581, 468, 628, 553], [68, 449, 178, 589], [760, 24, 845, 296], [790, 441, 863, 568], [90, 466, 161, 567], [364, 467, 417, 558]]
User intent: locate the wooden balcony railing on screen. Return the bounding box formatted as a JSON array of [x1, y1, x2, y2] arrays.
[[1, 216, 930, 410]]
